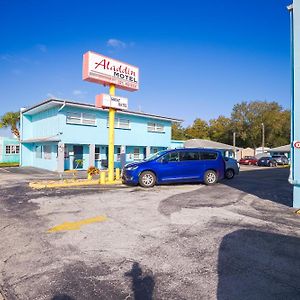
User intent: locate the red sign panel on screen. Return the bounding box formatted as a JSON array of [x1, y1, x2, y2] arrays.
[[294, 141, 300, 149]]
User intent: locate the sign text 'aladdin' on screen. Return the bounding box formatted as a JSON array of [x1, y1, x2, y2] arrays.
[[83, 51, 139, 92]]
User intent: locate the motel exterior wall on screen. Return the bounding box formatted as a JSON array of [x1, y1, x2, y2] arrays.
[[0, 137, 20, 163], [20, 99, 179, 172]]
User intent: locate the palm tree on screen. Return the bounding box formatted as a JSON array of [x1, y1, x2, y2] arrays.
[[0, 112, 20, 140]]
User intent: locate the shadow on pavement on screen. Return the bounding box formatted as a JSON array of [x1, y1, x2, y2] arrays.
[[217, 229, 300, 299], [125, 262, 155, 300], [222, 168, 293, 207]]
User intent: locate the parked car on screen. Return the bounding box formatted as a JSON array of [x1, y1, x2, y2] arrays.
[[122, 148, 225, 187], [224, 157, 240, 179], [257, 157, 277, 167], [239, 156, 258, 165], [271, 155, 289, 165]]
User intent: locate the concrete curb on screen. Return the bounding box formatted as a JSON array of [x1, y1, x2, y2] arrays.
[[29, 179, 123, 189]]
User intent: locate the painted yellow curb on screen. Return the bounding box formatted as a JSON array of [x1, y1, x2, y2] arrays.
[[29, 179, 123, 189], [48, 215, 108, 232]]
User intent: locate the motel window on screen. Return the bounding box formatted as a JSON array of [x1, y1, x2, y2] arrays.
[[5, 145, 19, 155], [66, 112, 96, 126], [133, 148, 140, 161], [147, 122, 164, 133], [107, 117, 130, 129], [44, 145, 52, 160], [36, 145, 42, 158], [95, 146, 100, 160]]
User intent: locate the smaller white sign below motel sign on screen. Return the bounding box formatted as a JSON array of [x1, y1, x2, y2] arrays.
[[96, 94, 128, 110], [83, 51, 139, 91]]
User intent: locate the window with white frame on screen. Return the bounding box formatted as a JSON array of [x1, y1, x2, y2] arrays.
[[147, 122, 164, 133], [66, 112, 96, 126], [44, 145, 52, 160], [36, 145, 42, 158], [107, 117, 130, 129], [5, 145, 19, 155], [134, 148, 140, 161], [95, 146, 100, 160]]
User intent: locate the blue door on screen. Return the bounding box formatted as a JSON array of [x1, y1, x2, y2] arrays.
[[73, 145, 83, 169], [178, 151, 204, 180], [156, 151, 182, 182]]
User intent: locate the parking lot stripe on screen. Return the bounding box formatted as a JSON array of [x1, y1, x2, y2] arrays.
[[47, 215, 108, 232]]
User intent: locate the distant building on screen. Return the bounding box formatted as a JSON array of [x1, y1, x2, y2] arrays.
[[170, 140, 185, 149], [0, 137, 20, 164], [269, 144, 290, 159], [255, 147, 271, 157]]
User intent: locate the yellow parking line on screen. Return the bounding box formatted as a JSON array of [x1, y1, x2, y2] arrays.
[[47, 215, 108, 232]]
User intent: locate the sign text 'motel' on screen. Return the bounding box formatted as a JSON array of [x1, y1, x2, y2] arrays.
[[82, 51, 139, 91]]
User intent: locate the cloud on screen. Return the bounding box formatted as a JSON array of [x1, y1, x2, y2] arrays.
[[37, 44, 47, 53], [46, 93, 57, 98], [72, 90, 87, 96], [106, 38, 127, 49]]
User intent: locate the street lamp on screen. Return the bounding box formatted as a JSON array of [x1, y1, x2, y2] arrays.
[[261, 123, 265, 154]]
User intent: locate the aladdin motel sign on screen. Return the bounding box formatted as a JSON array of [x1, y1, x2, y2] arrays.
[[82, 51, 139, 91]]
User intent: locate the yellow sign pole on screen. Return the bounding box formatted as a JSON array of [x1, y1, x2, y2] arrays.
[[108, 84, 116, 182]]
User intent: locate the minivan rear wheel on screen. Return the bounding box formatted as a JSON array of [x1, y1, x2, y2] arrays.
[[204, 170, 218, 185], [225, 169, 235, 179], [139, 171, 156, 188]]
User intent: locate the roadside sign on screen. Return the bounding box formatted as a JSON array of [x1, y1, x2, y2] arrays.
[[82, 51, 139, 91], [96, 94, 128, 110], [294, 141, 300, 149]]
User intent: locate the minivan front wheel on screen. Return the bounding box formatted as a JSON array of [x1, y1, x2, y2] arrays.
[[139, 171, 156, 188], [204, 170, 218, 185]]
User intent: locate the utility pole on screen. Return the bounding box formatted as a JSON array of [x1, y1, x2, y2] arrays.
[[261, 123, 265, 154], [233, 132, 236, 159]]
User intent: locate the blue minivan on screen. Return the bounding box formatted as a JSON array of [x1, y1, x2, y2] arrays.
[[122, 148, 225, 188]]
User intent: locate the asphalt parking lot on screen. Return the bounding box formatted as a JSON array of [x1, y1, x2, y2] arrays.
[[0, 166, 300, 299]]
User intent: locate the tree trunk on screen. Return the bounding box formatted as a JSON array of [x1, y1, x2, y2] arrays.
[[11, 127, 20, 141]]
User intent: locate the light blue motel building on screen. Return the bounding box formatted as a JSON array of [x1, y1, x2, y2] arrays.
[[0, 137, 20, 164], [20, 98, 182, 172]]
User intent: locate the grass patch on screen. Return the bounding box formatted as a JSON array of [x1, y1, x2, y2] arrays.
[[0, 162, 19, 167]]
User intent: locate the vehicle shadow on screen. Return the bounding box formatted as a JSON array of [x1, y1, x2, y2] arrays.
[[125, 262, 155, 300], [222, 167, 293, 206], [217, 229, 300, 299]]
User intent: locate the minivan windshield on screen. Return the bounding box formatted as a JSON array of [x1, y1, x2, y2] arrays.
[[143, 150, 167, 162]]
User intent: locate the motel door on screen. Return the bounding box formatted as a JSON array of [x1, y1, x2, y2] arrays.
[[73, 145, 83, 169]]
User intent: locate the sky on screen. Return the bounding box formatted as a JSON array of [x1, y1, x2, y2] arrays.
[[0, 0, 292, 136]]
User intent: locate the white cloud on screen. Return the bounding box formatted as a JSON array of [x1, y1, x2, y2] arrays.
[[72, 89, 86, 96], [106, 38, 127, 49], [37, 44, 47, 53], [46, 93, 56, 98]]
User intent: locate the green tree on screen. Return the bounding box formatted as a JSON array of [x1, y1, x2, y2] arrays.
[[171, 123, 186, 140], [184, 118, 209, 139], [0, 112, 20, 140], [231, 101, 290, 148], [208, 116, 232, 145]]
